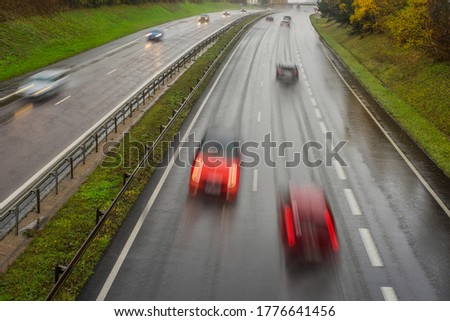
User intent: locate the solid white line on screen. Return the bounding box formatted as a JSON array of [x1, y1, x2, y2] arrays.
[[107, 69, 117, 75], [381, 287, 398, 301], [311, 97, 317, 106], [253, 169, 258, 192], [320, 43, 450, 218], [54, 95, 71, 106], [333, 159, 347, 180], [0, 84, 34, 101], [344, 188, 361, 215], [96, 23, 258, 301], [359, 228, 384, 267], [257, 111, 261, 123], [319, 121, 327, 134], [314, 108, 322, 119]]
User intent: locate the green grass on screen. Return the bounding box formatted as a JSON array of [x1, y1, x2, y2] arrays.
[[0, 1, 242, 81], [311, 17, 450, 176], [0, 14, 260, 301]]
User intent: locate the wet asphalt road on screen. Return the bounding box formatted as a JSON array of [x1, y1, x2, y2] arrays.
[[0, 10, 247, 204], [78, 8, 450, 301]]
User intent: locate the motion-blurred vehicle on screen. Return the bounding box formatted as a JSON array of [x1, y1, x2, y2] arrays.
[[283, 15, 292, 21], [240, 8, 247, 13], [266, 7, 272, 11], [18, 68, 70, 100], [198, 14, 210, 24], [280, 18, 291, 28], [265, 16, 274, 22], [276, 64, 299, 83], [223, 10, 231, 17], [189, 130, 241, 202], [147, 28, 164, 42], [278, 185, 339, 262], [296, 4, 301, 10]]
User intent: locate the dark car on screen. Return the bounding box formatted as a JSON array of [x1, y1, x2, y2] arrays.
[[223, 10, 231, 17], [278, 185, 339, 262], [198, 14, 210, 24], [265, 16, 274, 22], [18, 68, 70, 100], [276, 64, 299, 83], [147, 28, 164, 42], [283, 15, 292, 21], [189, 130, 241, 202], [240, 8, 247, 13]]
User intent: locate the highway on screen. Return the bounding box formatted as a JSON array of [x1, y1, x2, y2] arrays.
[[78, 8, 450, 300], [0, 10, 247, 205]]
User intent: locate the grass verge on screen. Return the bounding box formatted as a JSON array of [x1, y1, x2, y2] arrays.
[[310, 16, 450, 176], [0, 1, 243, 81], [0, 14, 261, 301]]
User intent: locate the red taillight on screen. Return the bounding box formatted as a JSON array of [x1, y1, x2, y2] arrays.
[[191, 154, 202, 183], [285, 206, 296, 247], [227, 161, 238, 188], [325, 208, 339, 252]]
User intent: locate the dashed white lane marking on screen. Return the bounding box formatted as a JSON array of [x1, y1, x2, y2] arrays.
[[311, 97, 318, 106], [140, 52, 147, 57], [302, 74, 307, 80], [319, 121, 327, 134], [305, 80, 310, 87], [381, 287, 398, 301], [307, 88, 313, 96], [314, 108, 322, 119], [95, 22, 261, 301], [333, 159, 347, 180], [253, 169, 258, 192], [299, 63, 303, 68], [359, 228, 384, 267], [300, 67, 305, 73], [107, 69, 117, 75], [257, 111, 261, 123], [344, 188, 362, 215], [54, 95, 71, 106]]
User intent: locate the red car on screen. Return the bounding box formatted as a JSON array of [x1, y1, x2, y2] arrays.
[[276, 64, 299, 83], [189, 131, 241, 202], [278, 185, 339, 262]]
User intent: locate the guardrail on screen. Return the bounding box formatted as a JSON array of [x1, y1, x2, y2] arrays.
[[46, 12, 262, 300], [0, 13, 260, 240]]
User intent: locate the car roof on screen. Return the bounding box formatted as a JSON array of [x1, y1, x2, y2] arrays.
[[30, 69, 69, 80]]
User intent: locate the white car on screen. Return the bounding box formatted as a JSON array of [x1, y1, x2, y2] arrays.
[[19, 69, 70, 100]]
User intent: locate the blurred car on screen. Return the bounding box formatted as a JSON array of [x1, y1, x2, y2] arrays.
[[265, 16, 274, 22], [276, 64, 299, 83], [198, 14, 210, 24], [278, 185, 339, 261], [283, 15, 292, 21], [280, 18, 291, 28], [266, 7, 272, 11], [18, 68, 70, 100], [222, 10, 231, 17], [147, 28, 164, 42], [240, 8, 247, 13], [189, 130, 241, 202]]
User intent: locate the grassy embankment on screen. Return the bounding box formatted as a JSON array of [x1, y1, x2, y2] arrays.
[[0, 1, 242, 81], [0, 13, 261, 300], [311, 17, 450, 176]]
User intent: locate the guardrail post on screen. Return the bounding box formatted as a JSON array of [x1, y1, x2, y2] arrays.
[[129, 104, 133, 118], [114, 116, 118, 133], [104, 125, 108, 142], [54, 265, 67, 284], [96, 209, 105, 225], [34, 188, 41, 213], [14, 206, 19, 236], [70, 157, 74, 179], [82, 144, 86, 165], [123, 173, 131, 186], [95, 133, 99, 153], [122, 108, 126, 125], [160, 125, 166, 134]]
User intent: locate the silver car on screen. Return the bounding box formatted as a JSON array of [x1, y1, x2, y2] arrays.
[[19, 69, 70, 100]]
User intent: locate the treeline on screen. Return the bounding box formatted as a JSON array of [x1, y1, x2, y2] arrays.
[[0, 0, 242, 22], [318, 0, 450, 60]]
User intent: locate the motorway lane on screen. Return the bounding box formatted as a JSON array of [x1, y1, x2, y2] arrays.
[[79, 8, 450, 300], [0, 10, 249, 204]]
